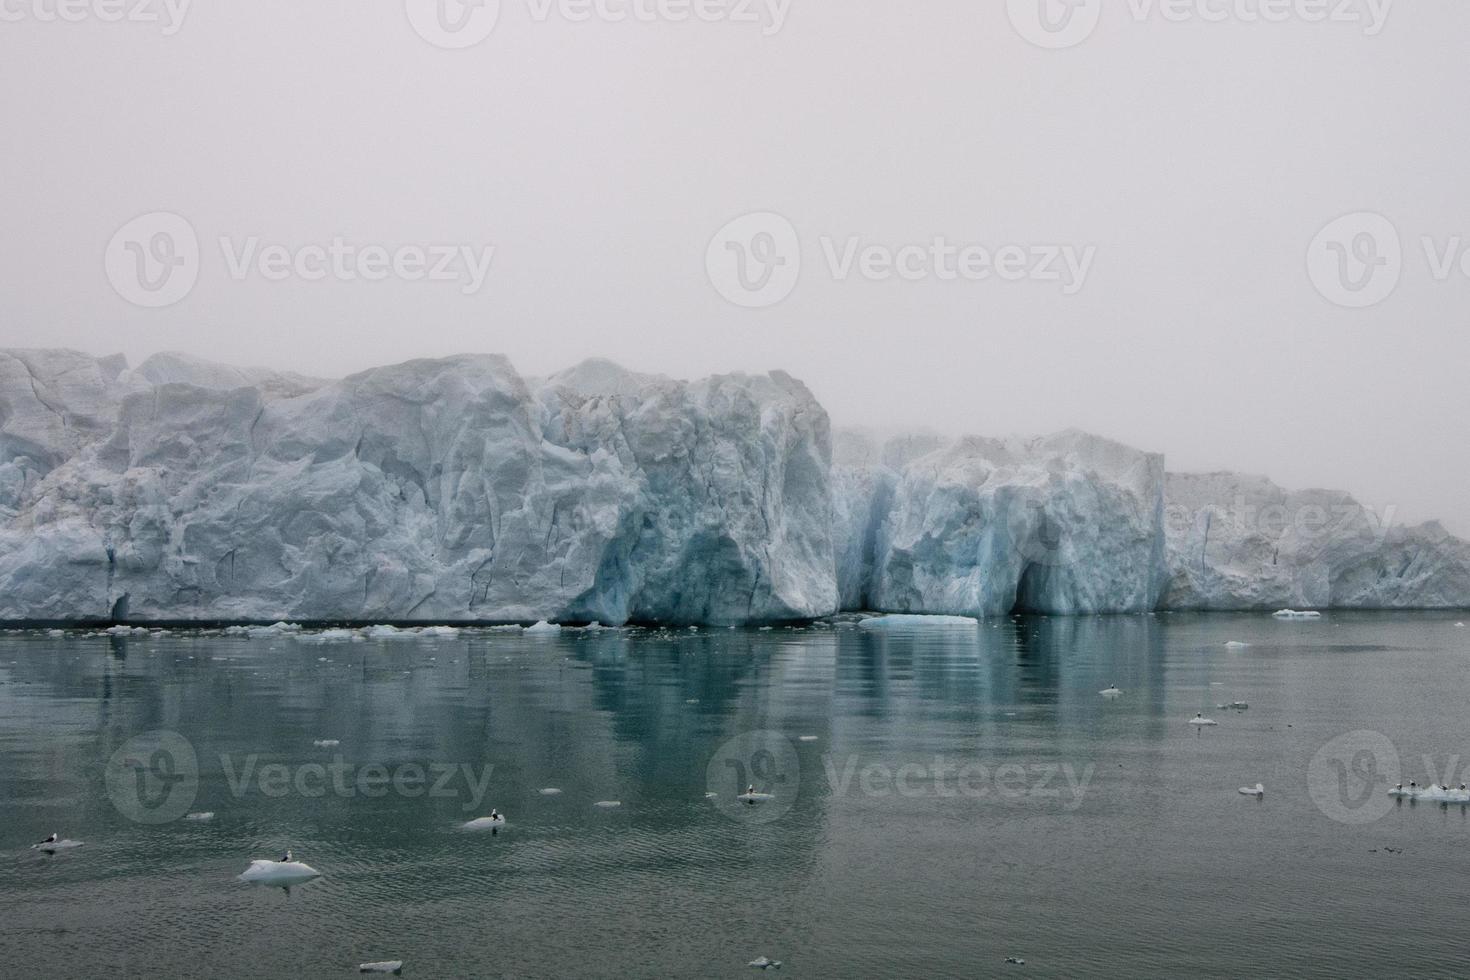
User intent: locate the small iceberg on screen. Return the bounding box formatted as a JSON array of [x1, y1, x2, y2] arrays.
[[1224, 641, 1250, 649], [1389, 784, 1470, 803], [461, 813, 506, 831], [31, 836, 83, 853], [858, 614, 979, 630], [1005, 957, 1026, 966], [1100, 686, 1123, 697], [1189, 715, 1218, 727], [526, 621, 562, 635], [737, 791, 776, 804], [421, 625, 460, 638], [798, 735, 819, 742], [593, 800, 622, 809], [748, 956, 782, 970], [358, 961, 404, 974], [238, 857, 321, 885], [1272, 610, 1322, 620], [539, 788, 563, 796], [1238, 783, 1265, 797], [185, 811, 215, 822], [313, 739, 341, 748], [1216, 702, 1249, 711]]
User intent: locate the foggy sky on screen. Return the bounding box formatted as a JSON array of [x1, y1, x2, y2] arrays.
[[2, 0, 1466, 532]]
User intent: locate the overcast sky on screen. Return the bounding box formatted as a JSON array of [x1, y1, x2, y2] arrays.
[[2, 0, 1466, 531]]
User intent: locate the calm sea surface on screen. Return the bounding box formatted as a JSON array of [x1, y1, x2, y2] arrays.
[[1, 613, 1468, 978]]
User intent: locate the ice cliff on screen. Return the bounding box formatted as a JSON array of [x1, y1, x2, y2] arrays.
[[1, 348, 1466, 624], [832, 429, 1169, 616], [1162, 472, 1470, 610], [0, 351, 835, 624]]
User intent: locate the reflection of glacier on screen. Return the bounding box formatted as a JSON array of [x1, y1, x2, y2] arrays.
[[1, 349, 1467, 625]]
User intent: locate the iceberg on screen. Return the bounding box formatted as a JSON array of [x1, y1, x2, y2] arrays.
[[857, 614, 979, 630]]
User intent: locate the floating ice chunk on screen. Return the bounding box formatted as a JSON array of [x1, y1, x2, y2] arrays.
[[185, 811, 215, 821], [1189, 715, 1218, 727], [526, 621, 562, 635], [1272, 610, 1322, 620], [705, 792, 718, 799], [461, 814, 506, 831], [238, 858, 321, 885], [737, 792, 776, 804], [798, 735, 819, 742], [748, 956, 782, 970], [359, 962, 404, 975], [1004, 957, 1026, 966], [489, 625, 524, 633], [1216, 702, 1249, 711], [246, 622, 301, 638], [421, 626, 459, 638], [1224, 641, 1250, 649], [46, 629, 65, 637], [593, 800, 622, 809], [1389, 784, 1470, 803], [104, 625, 149, 636], [1238, 784, 1265, 797], [1100, 686, 1123, 697], [539, 788, 563, 796], [32, 838, 84, 852], [313, 739, 341, 748], [857, 614, 979, 630]]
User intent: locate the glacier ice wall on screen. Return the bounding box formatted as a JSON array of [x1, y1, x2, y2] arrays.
[[833, 429, 1169, 617], [1163, 472, 1470, 610], [0, 352, 836, 625], [2, 348, 1467, 623]]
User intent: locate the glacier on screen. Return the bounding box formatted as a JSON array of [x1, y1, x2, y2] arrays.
[[1, 348, 1467, 625]]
